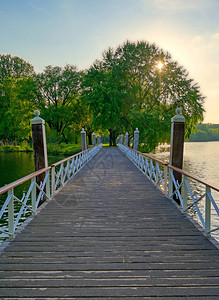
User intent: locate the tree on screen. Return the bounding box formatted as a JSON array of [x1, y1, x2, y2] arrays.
[[0, 54, 35, 83], [82, 53, 130, 146], [0, 77, 37, 142], [35, 65, 83, 143], [0, 55, 36, 142], [82, 41, 205, 150]]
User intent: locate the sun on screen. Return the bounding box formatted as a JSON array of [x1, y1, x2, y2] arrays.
[[156, 61, 164, 72]]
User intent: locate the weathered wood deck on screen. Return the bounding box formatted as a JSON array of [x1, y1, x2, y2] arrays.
[[0, 147, 219, 299]]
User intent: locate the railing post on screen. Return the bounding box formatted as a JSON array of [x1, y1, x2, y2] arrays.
[[31, 110, 48, 205], [92, 132, 96, 146], [97, 135, 101, 145], [205, 186, 211, 236], [133, 128, 139, 151], [8, 188, 14, 238], [31, 178, 37, 214], [170, 108, 185, 205], [125, 132, 129, 147], [81, 128, 87, 151], [183, 175, 188, 211]]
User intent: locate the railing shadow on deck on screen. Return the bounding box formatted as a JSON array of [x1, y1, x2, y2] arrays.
[[119, 144, 219, 240], [0, 144, 102, 240]]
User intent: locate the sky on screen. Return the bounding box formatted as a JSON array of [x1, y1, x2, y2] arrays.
[[0, 0, 218, 123]]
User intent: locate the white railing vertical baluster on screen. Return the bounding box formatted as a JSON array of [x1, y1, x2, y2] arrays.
[[164, 165, 168, 195], [205, 186, 211, 236], [149, 159, 153, 179], [8, 188, 14, 238], [31, 177, 37, 214], [46, 170, 50, 199], [51, 166, 55, 195], [169, 169, 173, 199], [61, 163, 64, 186], [155, 162, 159, 185], [183, 175, 188, 211]]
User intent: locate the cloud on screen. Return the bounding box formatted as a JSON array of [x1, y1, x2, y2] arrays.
[[151, 0, 208, 11], [212, 32, 219, 40], [192, 35, 203, 44]]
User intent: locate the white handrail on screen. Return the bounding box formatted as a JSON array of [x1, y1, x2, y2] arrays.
[[0, 144, 102, 240], [119, 144, 219, 238]]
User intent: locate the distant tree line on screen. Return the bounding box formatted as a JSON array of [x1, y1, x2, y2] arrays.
[[0, 41, 205, 151], [189, 124, 219, 142]]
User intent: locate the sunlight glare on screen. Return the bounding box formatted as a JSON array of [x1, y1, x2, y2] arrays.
[[156, 61, 164, 72]]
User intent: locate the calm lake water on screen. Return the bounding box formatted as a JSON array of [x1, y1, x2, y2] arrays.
[[155, 141, 219, 240], [155, 141, 219, 189], [0, 142, 218, 240]]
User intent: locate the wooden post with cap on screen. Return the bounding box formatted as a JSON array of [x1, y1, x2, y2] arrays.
[[31, 110, 48, 205], [133, 128, 139, 151], [125, 132, 129, 147], [92, 132, 96, 146], [81, 128, 87, 151], [170, 108, 185, 205]]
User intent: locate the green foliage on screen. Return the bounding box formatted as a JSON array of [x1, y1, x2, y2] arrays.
[[0, 43, 205, 150], [0, 143, 32, 152], [190, 124, 219, 141], [82, 41, 204, 150], [35, 65, 88, 143], [0, 77, 37, 142], [0, 54, 35, 83]]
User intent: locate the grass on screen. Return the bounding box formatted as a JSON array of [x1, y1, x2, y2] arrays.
[[0, 142, 82, 156], [47, 143, 82, 156], [0, 142, 32, 152]]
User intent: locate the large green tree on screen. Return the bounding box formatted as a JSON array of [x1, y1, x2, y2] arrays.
[[35, 65, 85, 143], [82, 51, 131, 146], [83, 41, 205, 150]]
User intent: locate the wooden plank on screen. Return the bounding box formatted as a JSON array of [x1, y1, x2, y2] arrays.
[[0, 147, 219, 298]]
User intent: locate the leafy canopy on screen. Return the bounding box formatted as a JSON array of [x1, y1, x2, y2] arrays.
[[82, 41, 205, 150]]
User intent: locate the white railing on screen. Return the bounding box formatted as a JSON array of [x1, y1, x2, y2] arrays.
[[119, 144, 219, 237], [0, 144, 102, 240]]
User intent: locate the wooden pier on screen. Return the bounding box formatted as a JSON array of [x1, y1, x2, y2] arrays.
[[0, 147, 219, 299]]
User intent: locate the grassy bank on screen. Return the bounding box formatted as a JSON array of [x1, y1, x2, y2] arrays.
[[0, 142, 82, 156], [0, 143, 32, 152], [47, 143, 81, 156]]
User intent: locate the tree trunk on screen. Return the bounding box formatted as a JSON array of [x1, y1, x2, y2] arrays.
[[109, 129, 117, 146], [62, 132, 68, 144], [109, 130, 113, 146], [112, 131, 117, 146]]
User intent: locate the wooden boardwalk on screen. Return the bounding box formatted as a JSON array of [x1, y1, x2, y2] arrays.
[[0, 147, 219, 299]]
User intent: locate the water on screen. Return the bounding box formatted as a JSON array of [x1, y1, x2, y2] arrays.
[[155, 141, 219, 240], [0, 152, 64, 189], [0, 152, 65, 240], [156, 141, 219, 188]]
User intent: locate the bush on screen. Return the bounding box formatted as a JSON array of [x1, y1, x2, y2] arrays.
[[3, 145, 14, 152]]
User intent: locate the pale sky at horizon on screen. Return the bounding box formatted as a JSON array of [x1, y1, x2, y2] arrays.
[[0, 0, 219, 123]]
